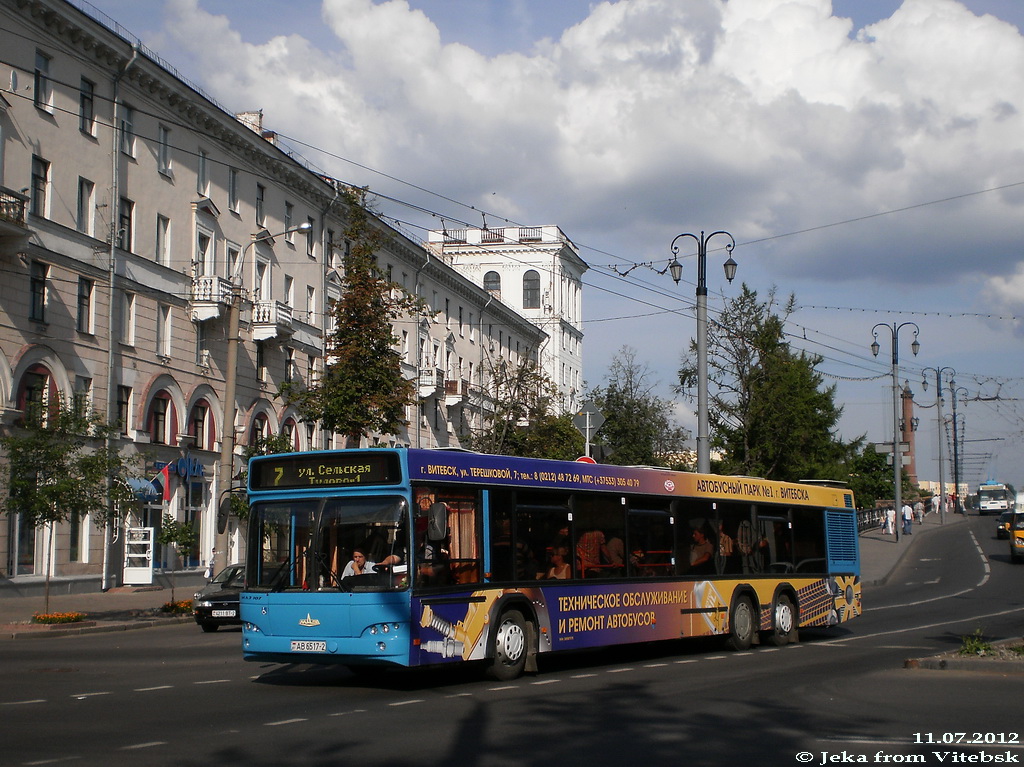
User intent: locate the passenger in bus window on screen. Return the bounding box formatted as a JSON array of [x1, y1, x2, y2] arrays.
[[688, 525, 714, 575], [540, 546, 571, 579], [576, 529, 608, 577], [342, 548, 376, 577]]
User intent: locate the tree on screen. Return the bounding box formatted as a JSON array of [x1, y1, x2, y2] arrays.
[[460, 356, 583, 459], [589, 346, 688, 467], [0, 399, 134, 613], [156, 513, 198, 604], [284, 187, 426, 445], [677, 285, 856, 481]]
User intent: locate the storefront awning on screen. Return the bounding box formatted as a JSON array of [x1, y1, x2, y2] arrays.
[[124, 477, 160, 502]]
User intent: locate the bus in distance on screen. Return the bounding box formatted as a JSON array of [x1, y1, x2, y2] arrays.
[[240, 448, 861, 679], [977, 481, 1017, 515]]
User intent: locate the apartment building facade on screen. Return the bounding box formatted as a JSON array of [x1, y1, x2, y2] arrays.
[[427, 225, 587, 414], [0, 0, 545, 591]]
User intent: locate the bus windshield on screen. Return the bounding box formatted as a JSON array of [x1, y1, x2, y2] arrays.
[[248, 496, 409, 593]]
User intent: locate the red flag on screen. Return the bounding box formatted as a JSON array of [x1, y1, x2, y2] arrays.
[[151, 464, 171, 502]]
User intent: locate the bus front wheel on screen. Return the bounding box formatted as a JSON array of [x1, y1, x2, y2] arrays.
[[766, 594, 797, 647], [488, 609, 528, 681], [726, 595, 756, 651]]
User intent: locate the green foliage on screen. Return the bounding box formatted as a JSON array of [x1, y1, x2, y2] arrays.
[[678, 285, 856, 482], [590, 347, 688, 467], [958, 628, 993, 656], [284, 187, 425, 445], [156, 513, 197, 555], [0, 398, 134, 530], [461, 358, 582, 459], [845, 443, 892, 509]]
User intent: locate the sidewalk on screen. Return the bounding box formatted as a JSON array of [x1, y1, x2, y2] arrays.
[[858, 507, 968, 587], [0, 511, 966, 639], [0, 573, 207, 639]]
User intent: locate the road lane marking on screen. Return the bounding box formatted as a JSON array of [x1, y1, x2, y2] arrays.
[[530, 679, 560, 685], [328, 709, 367, 716], [193, 679, 230, 685], [134, 686, 172, 692], [120, 742, 166, 750], [823, 605, 1024, 644], [3, 699, 46, 705], [71, 692, 110, 699], [389, 699, 425, 706], [265, 718, 308, 726]]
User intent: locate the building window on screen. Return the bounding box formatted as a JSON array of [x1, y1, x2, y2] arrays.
[[283, 275, 294, 307], [34, 50, 52, 111], [523, 270, 541, 309], [156, 304, 172, 358], [196, 227, 214, 276], [150, 396, 169, 445], [30, 155, 49, 218], [484, 270, 501, 294], [73, 376, 93, 416], [196, 321, 209, 367], [228, 168, 239, 212], [117, 386, 132, 435], [121, 291, 136, 345], [156, 215, 171, 266], [197, 149, 209, 196], [119, 105, 135, 157], [326, 228, 335, 266], [306, 285, 316, 323], [227, 241, 240, 280], [76, 177, 94, 235], [77, 277, 94, 334], [256, 183, 266, 227], [306, 216, 315, 257], [79, 78, 95, 134], [118, 197, 134, 251], [29, 261, 47, 322], [190, 404, 208, 449], [284, 202, 294, 241], [255, 340, 266, 382], [158, 125, 172, 175], [285, 348, 297, 383]]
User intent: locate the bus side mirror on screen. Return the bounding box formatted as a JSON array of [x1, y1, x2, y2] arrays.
[[428, 502, 448, 541]]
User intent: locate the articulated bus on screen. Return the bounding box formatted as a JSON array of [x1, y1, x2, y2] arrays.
[[240, 448, 861, 679], [977, 481, 1017, 515]]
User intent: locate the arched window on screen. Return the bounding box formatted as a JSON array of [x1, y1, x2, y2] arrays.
[[283, 417, 299, 450], [146, 391, 176, 445], [188, 400, 215, 451], [249, 413, 270, 446], [16, 364, 56, 425], [522, 270, 540, 309], [483, 271, 501, 294]]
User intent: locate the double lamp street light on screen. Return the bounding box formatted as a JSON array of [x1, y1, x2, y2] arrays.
[[667, 230, 737, 475]]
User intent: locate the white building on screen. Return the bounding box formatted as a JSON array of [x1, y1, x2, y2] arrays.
[[0, 0, 543, 592], [427, 225, 587, 413]]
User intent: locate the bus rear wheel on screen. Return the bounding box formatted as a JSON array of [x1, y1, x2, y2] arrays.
[[765, 594, 797, 647], [488, 609, 528, 681], [726, 595, 756, 651]]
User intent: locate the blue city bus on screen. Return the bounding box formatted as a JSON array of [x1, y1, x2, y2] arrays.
[[240, 448, 860, 679]]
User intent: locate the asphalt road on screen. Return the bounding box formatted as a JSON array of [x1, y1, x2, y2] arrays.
[[4, 514, 1023, 767]]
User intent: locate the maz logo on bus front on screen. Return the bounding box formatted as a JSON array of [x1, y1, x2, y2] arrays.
[[298, 614, 321, 627]]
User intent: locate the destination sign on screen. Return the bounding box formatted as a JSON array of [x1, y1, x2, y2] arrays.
[[249, 452, 401, 490]]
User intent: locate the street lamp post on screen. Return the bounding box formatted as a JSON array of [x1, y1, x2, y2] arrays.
[[668, 230, 737, 475], [214, 221, 311, 574], [871, 322, 920, 542], [922, 366, 955, 526], [948, 381, 968, 515]]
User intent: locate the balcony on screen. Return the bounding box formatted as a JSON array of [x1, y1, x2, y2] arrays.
[[252, 300, 293, 341], [0, 186, 30, 242], [444, 379, 470, 407], [418, 368, 443, 398], [190, 275, 233, 321]]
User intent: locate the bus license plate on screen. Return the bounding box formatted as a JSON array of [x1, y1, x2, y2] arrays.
[[212, 610, 236, 618], [291, 641, 327, 652]]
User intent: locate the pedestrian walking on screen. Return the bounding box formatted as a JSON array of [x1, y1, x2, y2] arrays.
[[902, 502, 914, 535], [885, 506, 895, 535], [914, 500, 924, 524]]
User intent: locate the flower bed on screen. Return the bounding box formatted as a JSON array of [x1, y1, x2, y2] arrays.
[[32, 611, 87, 624]]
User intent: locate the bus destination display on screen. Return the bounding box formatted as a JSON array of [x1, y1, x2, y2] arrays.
[[250, 452, 401, 490]]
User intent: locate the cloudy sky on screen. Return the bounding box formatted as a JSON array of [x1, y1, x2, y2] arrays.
[[82, 0, 1024, 490]]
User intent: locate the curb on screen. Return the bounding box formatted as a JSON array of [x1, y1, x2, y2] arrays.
[[904, 638, 1024, 673], [1, 615, 193, 640]]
